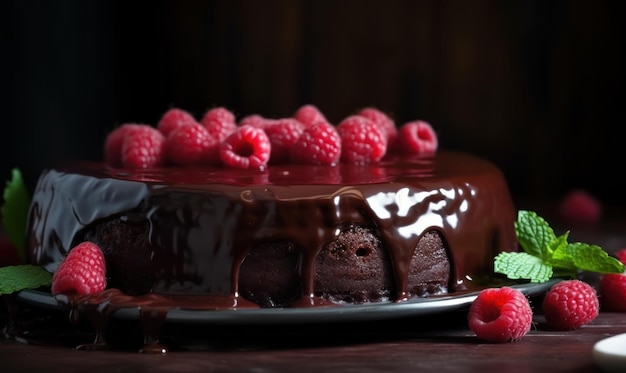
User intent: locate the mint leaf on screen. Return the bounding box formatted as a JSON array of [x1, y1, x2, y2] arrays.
[[0, 265, 52, 295], [496, 210, 625, 283], [514, 210, 556, 260], [552, 242, 625, 274], [1, 168, 30, 261], [494, 251, 553, 283], [545, 232, 577, 274]]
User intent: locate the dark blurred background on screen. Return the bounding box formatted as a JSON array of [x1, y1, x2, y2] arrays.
[[1, 0, 625, 210]]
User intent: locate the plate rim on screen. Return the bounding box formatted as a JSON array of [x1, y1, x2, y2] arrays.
[[16, 280, 560, 325]]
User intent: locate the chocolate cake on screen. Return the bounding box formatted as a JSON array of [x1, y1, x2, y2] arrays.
[[17, 106, 520, 352], [27, 150, 518, 311]]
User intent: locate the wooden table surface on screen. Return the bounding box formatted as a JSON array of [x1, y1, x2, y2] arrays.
[[1, 292, 624, 373]]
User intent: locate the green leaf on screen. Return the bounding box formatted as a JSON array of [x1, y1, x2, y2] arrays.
[[0, 265, 52, 295], [498, 210, 626, 283], [552, 242, 625, 274], [545, 232, 577, 272], [547, 231, 569, 256], [1, 168, 30, 261], [514, 210, 556, 260], [494, 251, 554, 283]]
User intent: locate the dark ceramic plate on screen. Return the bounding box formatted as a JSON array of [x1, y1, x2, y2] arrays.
[[16, 280, 559, 325]]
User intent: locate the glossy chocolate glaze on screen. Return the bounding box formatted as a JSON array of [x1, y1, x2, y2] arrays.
[[25, 150, 518, 351]]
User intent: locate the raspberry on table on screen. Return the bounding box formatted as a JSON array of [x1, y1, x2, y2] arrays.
[[337, 115, 387, 164], [557, 189, 602, 226], [166, 122, 220, 165], [120, 124, 167, 169], [467, 286, 533, 343], [157, 108, 198, 137], [220, 125, 271, 169], [357, 107, 397, 144], [542, 279, 599, 330], [293, 104, 328, 127], [51, 241, 107, 296], [263, 118, 305, 164], [616, 249, 626, 264], [392, 120, 438, 155], [599, 249, 626, 312], [290, 121, 341, 166], [599, 273, 626, 312]]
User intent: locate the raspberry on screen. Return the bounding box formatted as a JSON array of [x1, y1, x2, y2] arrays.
[[467, 286, 533, 343], [103, 123, 143, 167], [120, 124, 166, 169], [557, 189, 602, 226], [599, 273, 626, 311], [392, 120, 438, 155], [337, 115, 387, 164], [263, 118, 305, 164], [616, 248, 626, 264], [599, 249, 626, 312], [357, 107, 397, 144], [293, 104, 328, 127], [239, 114, 268, 128], [542, 279, 599, 330], [166, 122, 220, 165], [201, 107, 237, 142], [202, 106, 236, 124], [290, 121, 341, 166], [51, 241, 107, 296], [157, 108, 197, 137], [220, 125, 271, 169]]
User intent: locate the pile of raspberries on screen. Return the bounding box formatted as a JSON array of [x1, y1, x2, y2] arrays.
[[104, 105, 438, 169]]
